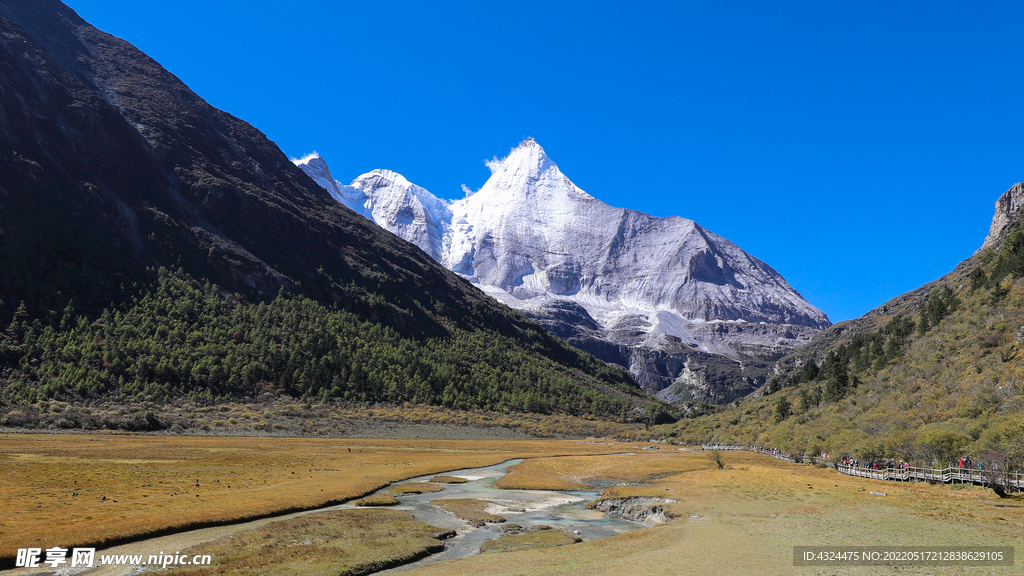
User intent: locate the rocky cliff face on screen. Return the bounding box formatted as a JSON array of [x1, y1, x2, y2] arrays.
[[298, 140, 830, 403], [445, 140, 829, 329], [979, 182, 1024, 253]]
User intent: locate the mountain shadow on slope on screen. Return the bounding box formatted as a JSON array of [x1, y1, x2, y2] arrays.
[[0, 0, 666, 421]]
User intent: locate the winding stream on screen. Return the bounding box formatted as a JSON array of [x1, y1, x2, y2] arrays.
[[10, 459, 644, 576], [371, 459, 644, 572]]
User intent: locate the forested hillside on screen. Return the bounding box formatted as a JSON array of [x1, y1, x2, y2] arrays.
[[656, 213, 1024, 469], [1, 270, 660, 422]]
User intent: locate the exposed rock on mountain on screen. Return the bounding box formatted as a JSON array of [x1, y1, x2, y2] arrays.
[[297, 155, 451, 262], [980, 182, 1024, 253], [298, 140, 830, 403]]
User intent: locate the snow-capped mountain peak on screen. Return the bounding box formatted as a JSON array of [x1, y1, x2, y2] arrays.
[[298, 140, 830, 399], [292, 153, 341, 199], [299, 140, 828, 329], [477, 138, 595, 204]]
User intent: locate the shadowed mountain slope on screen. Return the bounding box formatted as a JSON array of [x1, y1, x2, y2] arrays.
[[0, 0, 659, 419]]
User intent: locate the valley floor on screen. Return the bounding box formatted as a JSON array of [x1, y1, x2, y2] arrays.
[[1, 435, 1021, 575]]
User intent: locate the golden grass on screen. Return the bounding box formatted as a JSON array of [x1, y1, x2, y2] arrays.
[[160, 508, 453, 576], [430, 475, 469, 483], [389, 483, 447, 495], [404, 449, 1024, 576], [352, 494, 399, 506], [0, 434, 636, 562], [479, 527, 581, 553], [431, 498, 505, 524], [10, 436, 1020, 575], [495, 449, 705, 490]]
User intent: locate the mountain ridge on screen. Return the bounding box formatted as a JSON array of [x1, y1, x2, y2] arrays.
[[774, 181, 1024, 378], [298, 140, 829, 330], [0, 0, 662, 422], [660, 181, 1024, 470]]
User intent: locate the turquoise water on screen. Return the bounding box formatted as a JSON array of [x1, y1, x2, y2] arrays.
[[369, 459, 644, 572]]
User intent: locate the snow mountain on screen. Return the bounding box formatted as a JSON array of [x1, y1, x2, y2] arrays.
[[296, 140, 831, 403], [297, 155, 451, 262]]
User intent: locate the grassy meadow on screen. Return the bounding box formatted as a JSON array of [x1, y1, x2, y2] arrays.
[[158, 508, 455, 576], [3, 436, 1021, 575], [407, 450, 1024, 576], [0, 433, 630, 564]]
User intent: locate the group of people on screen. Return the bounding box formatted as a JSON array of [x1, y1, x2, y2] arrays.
[[748, 444, 792, 460], [840, 457, 908, 470], [745, 444, 834, 464], [839, 455, 997, 472], [705, 444, 1012, 486], [952, 456, 995, 471]]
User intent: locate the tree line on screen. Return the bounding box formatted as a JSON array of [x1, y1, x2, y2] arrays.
[[1, 269, 662, 421]]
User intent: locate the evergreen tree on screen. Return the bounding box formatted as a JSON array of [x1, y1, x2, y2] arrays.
[[774, 396, 791, 422], [796, 360, 819, 383]]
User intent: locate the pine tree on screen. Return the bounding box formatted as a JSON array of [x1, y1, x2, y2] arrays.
[[774, 396, 791, 422]]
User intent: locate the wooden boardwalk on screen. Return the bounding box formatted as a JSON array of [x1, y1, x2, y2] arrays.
[[700, 444, 1024, 492]]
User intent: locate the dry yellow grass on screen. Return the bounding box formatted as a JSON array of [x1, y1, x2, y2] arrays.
[[431, 498, 505, 524], [161, 508, 452, 576], [351, 494, 399, 506], [389, 483, 447, 495], [495, 448, 706, 490], [479, 527, 581, 553], [9, 437, 1020, 575], [404, 449, 1024, 576], [0, 434, 635, 563]]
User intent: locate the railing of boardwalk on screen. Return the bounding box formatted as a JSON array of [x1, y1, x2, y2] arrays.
[[699, 445, 1023, 492]]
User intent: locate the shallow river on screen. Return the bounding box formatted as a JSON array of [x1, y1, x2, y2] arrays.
[[372, 459, 644, 572], [9, 459, 642, 576]]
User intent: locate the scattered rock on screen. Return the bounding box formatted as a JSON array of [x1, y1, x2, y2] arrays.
[[586, 497, 679, 525]]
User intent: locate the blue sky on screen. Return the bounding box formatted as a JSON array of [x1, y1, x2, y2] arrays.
[[65, 1, 1023, 322]]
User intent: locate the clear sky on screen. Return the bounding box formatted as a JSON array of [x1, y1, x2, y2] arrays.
[[63, 0, 1023, 323]]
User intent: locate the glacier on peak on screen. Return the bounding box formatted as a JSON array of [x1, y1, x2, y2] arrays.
[[297, 140, 830, 400]]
